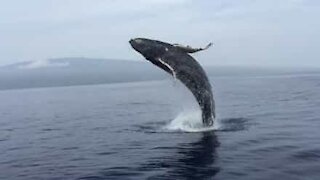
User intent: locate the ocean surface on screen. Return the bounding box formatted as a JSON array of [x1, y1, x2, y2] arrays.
[[1, 73, 320, 180]]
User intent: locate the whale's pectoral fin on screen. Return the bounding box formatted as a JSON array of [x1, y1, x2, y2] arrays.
[[173, 42, 213, 53], [156, 58, 177, 80]]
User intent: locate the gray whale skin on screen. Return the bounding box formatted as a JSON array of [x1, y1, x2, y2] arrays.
[[129, 38, 215, 126]]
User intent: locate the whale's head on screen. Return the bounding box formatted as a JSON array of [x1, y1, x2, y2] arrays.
[[129, 38, 171, 61], [129, 38, 175, 75]]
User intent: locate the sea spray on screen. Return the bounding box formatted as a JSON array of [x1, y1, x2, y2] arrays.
[[163, 80, 219, 132]]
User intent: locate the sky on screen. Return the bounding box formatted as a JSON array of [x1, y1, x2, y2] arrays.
[[0, 0, 319, 67]]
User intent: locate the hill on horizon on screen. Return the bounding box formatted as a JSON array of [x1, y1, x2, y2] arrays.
[[0, 57, 319, 90]]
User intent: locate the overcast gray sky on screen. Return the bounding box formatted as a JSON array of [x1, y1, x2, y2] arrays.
[[0, 0, 319, 67]]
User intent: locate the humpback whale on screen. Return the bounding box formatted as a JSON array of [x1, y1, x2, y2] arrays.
[[129, 38, 215, 126]]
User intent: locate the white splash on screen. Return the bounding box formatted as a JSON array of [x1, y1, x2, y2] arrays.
[[163, 110, 219, 132], [159, 76, 219, 133], [163, 87, 220, 132]]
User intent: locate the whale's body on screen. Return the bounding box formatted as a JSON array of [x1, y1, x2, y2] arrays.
[[129, 38, 215, 126]]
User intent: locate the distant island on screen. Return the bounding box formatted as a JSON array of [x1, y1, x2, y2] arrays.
[[0, 57, 319, 90]]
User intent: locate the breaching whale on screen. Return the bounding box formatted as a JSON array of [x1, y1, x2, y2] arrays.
[[129, 38, 215, 126]]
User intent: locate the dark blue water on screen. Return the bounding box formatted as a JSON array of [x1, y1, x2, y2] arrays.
[[1, 74, 320, 180]]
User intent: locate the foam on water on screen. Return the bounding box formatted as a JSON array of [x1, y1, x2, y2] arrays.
[[163, 110, 220, 132], [160, 79, 219, 132]]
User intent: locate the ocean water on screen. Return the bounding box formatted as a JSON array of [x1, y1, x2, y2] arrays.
[[0, 74, 320, 180]]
